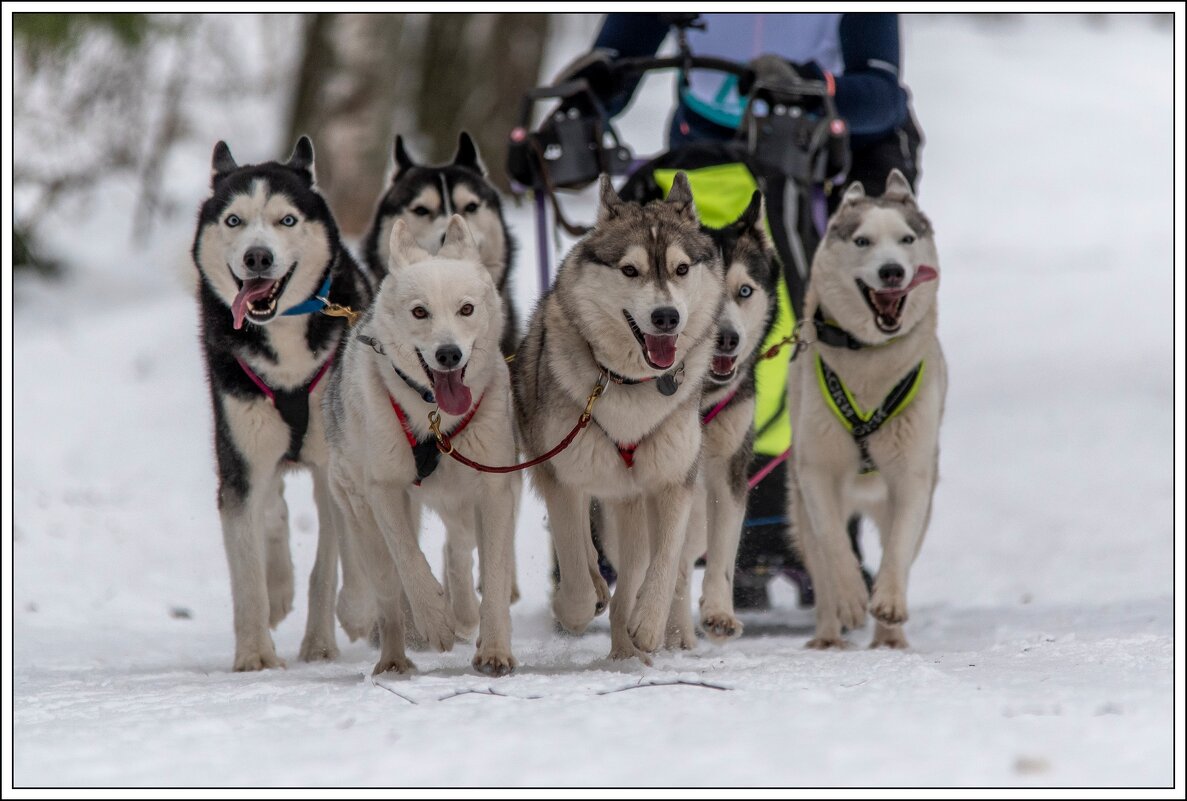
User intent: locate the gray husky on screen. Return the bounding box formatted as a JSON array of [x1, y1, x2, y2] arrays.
[[665, 191, 779, 649], [362, 132, 518, 356], [786, 169, 945, 649], [193, 137, 372, 670], [513, 173, 725, 662], [323, 216, 518, 677]]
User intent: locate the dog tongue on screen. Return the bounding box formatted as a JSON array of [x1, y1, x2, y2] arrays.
[[712, 354, 737, 375], [872, 265, 940, 314], [431, 369, 472, 416], [643, 334, 678, 369], [231, 278, 277, 330]]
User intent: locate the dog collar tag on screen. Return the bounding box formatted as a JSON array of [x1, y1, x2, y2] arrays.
[[657, 362, 684, 396]]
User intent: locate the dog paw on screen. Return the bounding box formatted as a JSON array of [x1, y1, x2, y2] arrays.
[[336, 588, 376, 643], [552, 584, 599, 634], [609, 640, 654, 666], [665, 624, 697, 651], [835, 566, 870, 630], [268, 578, 295, 630], [413, 600, 457, 653], [372, 655, 415, 676], [805, 636, 849, 650], [233, 649, 286, 672], [472, 648, 517, 677], [870, 625, 910, 649], [700, 611, 744, 643], [627, 606, 665, 655], [593, 573, 611, 616], [298, 636, 339, 663], [869, 586, 909, 625]]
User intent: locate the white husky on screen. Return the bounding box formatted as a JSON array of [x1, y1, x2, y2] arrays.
[[786, 169, 946, 649], [323, 216, 519, 676]]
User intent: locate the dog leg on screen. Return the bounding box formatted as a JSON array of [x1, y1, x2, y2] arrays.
[[263, 477, 295, 629], [439, 506, 481, 640], [628, 486, 694, 655], [787, 463, 847, 648], [330, 468, 378, 643], [868, 465, 936, 634], [798, 469, 868, 633], [299, 466, 340, 662], [368, 480, 455, 652], [665, 484, 703, 651], [606, 497, 651, 663], [220, 490, 283, 671], [472, 483, 517, 677], [536, 469, 603, 633], [699, 474, 746, 643]]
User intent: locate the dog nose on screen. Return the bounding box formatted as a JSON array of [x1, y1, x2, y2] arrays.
[[244, 247, 274, 274], [435, 345, 463, 370], [651, 306, 681, 333], [717, 327, 740, 354], [878, 262, 905, 287]]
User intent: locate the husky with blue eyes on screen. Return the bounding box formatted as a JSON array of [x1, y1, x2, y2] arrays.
[[192, 137, 373, 671]]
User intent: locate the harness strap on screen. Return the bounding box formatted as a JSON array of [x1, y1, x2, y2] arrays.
[[390, 394, 484, 485], [236, 352, 335, 462], [816, 355, 925, 474], [701, 387, 739, 426]]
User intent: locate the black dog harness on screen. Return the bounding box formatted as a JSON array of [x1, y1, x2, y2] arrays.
[[390, 394, 483, 485], [236, 354, 335, 462], [815, 355, 925, 475]]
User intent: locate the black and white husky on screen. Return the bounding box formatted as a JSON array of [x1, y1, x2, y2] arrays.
[[666, 191, 779, 648], [192, 137, 372, 671], [362, 132, 518, 356]]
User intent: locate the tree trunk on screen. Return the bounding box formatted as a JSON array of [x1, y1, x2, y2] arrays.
[[285, 13, 407, 237], [287, 13, 552, 232]]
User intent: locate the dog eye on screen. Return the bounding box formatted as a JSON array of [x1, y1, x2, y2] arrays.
[[854, 236, 871, 247], [901, 234, 916, 245], [225, 214, 241, 227], [412, 206, 432, 217], [280, 214, 298, 227], [620, 265, 639, 278], [675, 263, 690, 276], [459, 303, 474, 317], [738, 284, 753, 299], [411, 306, 429, 319], [463, 202, 480, 214]]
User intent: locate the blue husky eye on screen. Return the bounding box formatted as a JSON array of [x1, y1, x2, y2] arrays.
[[280, 214, 298, 227], [854, 236, 871, 247], [738, 284, 753, 299], [225, 214, 241, 227]]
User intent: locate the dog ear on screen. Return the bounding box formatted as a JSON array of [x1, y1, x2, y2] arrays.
[[394, 135, 417, 177], [597, 173, 624, 223], [738, 190, 772, 252], [286, 136, 315, 178], [452, 131, 486, 176], [666, 172, 699, 224], [211, 141, 237, 184], [388, 219, 432, 272], [882, 168, 915, 203], [840, 180, 866, 206], [437, 214, 481, 261]]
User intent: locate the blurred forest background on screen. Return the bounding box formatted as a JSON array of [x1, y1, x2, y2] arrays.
[[11, 12, 1172, 277], [12, 12, 564, 275]]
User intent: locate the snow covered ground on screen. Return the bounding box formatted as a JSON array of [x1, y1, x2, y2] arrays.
[[9, 14, 1179, 788]]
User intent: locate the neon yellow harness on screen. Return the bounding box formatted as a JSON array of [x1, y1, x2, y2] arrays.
[[815, 355, 926, 474]]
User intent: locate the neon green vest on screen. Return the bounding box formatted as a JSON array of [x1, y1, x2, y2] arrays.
[[654, 165, 794, 456]]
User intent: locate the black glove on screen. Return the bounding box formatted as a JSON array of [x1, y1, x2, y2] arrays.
[[738, 55, 823, 95], [553, 48, 622, 107]]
